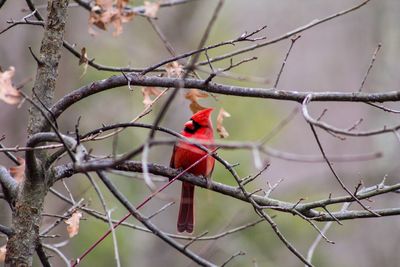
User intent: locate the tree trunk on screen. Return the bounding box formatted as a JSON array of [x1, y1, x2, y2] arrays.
[[5, 0, 69, 266]]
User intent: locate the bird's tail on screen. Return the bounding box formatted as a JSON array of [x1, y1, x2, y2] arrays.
[[177, 182, 195, 233]]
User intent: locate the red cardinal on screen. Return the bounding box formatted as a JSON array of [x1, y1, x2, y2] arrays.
[[170, 108, 215, 233]]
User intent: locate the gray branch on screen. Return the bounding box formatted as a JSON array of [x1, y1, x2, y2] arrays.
[[53, 160, 400, 222], [94, 171, 216, 267], [0, 166, 18, 202], [50, 74, 400, 122]]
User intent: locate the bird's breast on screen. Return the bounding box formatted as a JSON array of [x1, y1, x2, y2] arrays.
[[173, 142, 214, 177]]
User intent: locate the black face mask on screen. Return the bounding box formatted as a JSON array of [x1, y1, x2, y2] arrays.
[[184, 119, 202, 134]]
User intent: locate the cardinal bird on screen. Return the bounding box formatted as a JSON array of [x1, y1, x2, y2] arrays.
[[170, 108, 215, 233]]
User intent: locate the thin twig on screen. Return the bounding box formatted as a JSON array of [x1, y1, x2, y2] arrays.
[[359, 43, 382, 92], [85, 173, 121, 267], [306, 179, 385, 265], [292, 209, 334, 244], [183, 231, 209, 249], [308, 123, 379, 217], [62, 179, 75, 204], [50, 188, 264, 240], [91, 171, 216, 267], [147, 18, 176, 57], [366, 102, 400, 114], [40, 199, 84, 236], [197, 0, 371, 67], [274, 35, 301, 88], [72, 150, 218, 266], [42, 243, 71, 267], [147, 201, 175, 220], [302, 94, 400, 137], [305, 203, 349, 266], [203, 56, 258, 84], [241, 164, 270, 186], [147, 0, 224, 139], [221, 251, 246, 267], [0, 142, 20, 165]]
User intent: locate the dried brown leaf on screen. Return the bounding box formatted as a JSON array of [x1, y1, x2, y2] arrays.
[[96, 0, 113, 9], [189, 101, 208, 114], [185, 89, 208, 102], [0, 66, 21, 105], [79, 47, 89, 77], [9, 157, 25, 183], [65, 211, 83, 238], [79, 47, 88, 65], [116, 0, 129, 9], [185, 89, 209, 113], [120, 11, 135, 23], [0, 245, 6, 263], [144, 1, 160, 18], [111, 17, 123, 36], [217, 108, 231, 138], [166, 61, 183, 78], [89, 0, 135, 36], [142, 87, 162, 107]]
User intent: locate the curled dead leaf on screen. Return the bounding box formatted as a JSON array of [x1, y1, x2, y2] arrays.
[[116, 0, 129, 9], [9, 157, 25, 183], [96, 0, 113, 9], [165, 61, 183, 78], [0, 245, 6, 263], [79, 47, 89, 77], [217, 108, 231, 138], [79, 47, 88, 65], [89, 0, 135, 36], [189, 101, 207, 114], [185, 89, 209, 113], [144, 1, 160, 18], [142, 87, 162, 108], [185, 89, 208, 102], [65, 211, 83, 238], [0, 66, 21, 105]]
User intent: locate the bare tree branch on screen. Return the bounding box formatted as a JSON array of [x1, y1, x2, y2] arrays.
[[84, 171, 217, 267], [0, 167, 18, 202], [196, 0, 371, 66], [50, 74, 400, 122]]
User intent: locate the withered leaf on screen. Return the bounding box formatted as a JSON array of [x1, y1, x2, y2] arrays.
[[185, 89, 209, 114], [79, 47, 89, 77], [185, 89, 208, 102], [142, 87, 162, 107], [217, 108, 231, 138], [189, 101, 208, 114], [0, 66, 21, 105], [144, 1, 160, 18], [165, 61, 183, 78], [0, 245, 6, 263], [9, 157, 25, 183], [96, 0, 113, 9], [116, 0, 129, 9], [89, 0, 135, 36], [65, 211, 83, 238], [79, 47, 88, 65]]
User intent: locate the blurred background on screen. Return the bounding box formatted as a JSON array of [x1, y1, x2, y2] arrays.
[[1, 0, 400, 266]]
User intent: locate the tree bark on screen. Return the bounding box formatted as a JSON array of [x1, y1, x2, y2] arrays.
[[5, 0, 69, 266], [28, 0, 69, 135]]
